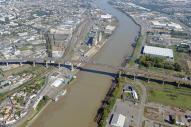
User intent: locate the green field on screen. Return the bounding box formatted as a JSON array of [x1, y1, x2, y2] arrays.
[[143, 81, 191, 110], [171, 45, 191, 73], [36, 96, 49, 111], [149, 90, 191, 110]]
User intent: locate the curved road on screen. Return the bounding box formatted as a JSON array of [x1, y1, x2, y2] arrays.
[[136, 80, 147, 127], [29, 0, 139, 127]]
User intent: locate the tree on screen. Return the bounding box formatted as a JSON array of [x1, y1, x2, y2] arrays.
[[99, 119, 106, 127], [174, 63, 181, 71], [164, 62, 174, 70]]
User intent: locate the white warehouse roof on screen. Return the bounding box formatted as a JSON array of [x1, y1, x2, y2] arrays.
[[143, 45, 173, 58], [51, 78, 64, 88], [110, 114, 126, 127]]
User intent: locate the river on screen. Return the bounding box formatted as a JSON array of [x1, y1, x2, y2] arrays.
[[29, 0, 139, 126]]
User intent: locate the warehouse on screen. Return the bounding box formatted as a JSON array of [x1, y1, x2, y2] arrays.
[[143, 45, 174, 59], [110, 113, 126, 127], [51, 78, 64, 88]]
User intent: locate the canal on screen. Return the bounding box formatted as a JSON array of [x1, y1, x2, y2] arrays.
[[29, 0, 140, 126]]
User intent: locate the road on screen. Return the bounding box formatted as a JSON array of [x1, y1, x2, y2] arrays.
[[135, 80, 147, 127], [1, 59, 191, 87]]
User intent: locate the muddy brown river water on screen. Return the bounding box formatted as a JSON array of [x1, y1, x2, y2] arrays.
[[30, 0, 139, 126]]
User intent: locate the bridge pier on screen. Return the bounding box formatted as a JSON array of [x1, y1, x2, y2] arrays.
[[177, 82, 181, 88], [134, 74, 136, 81], [33, 61, 36, 67], [119, 71, 122, 78], [71, 64, 74, 71], [46, 62, 48, 68], [148, 78, 150, 83], [20, 62, 22, 66], [6, 62, 8, 67], [58, 63, 61, 70]]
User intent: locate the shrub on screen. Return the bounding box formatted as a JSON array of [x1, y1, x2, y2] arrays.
[[139, 55, 181, 71]]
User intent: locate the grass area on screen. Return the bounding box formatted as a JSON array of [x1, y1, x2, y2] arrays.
[[36, 96, 49, 111], [0, 69, 4, 76], [3, 65, 31, 77], [0, 93, 5, 100], [18, 46, 31, 51], [171, 45, 182, 61], [124, 92, 131, 97], [171, 45, 190, 74], [129, 35, 143, 66], [125, 77, 191, 110], [13, 65, 47, 76], [149, 90, 191, 110], [142, 81, 191, 110], [22, 77, 45, 94]]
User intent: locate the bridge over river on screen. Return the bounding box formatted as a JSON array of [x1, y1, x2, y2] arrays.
[[1, 58, 191, 86]]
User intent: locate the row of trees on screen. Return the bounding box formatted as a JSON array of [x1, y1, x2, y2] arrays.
[[171, 30, 191, 39], [139, 55, 181, 71], [98, 78, 121, 127]]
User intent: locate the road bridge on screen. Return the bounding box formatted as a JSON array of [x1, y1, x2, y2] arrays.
[[0, 58, 125, 70], [0, 58, 190, 86]]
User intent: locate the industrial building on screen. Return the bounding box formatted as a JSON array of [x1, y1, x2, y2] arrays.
[[105, 25, 116, 34], [51, 78, 64, 88], [101, 14, 112, 19], [44, 19, 79, 58], [87, 37, 94, 46], [85, 31, 100, 46], [110, 113, 126, 127], [151, 19, 183, 31], [0, 80, 11, 88], [45, 28, 72, 58], [143, 45, 174, 59]]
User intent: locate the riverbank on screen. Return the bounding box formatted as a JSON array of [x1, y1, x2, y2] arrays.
[[17, 100, 51, 127], [25, 101, 51, 127], [107, 2, 145, 67], [95, 74, 123, 127], [29, 0, 140, 126], [94, 2, 144, 126], [20, 30, 116, 127]]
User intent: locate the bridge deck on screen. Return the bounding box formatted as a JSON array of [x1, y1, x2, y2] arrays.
[[0, 59, 190, 86]]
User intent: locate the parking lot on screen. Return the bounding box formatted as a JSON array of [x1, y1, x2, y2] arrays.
[[107, 99, 142, 127]]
